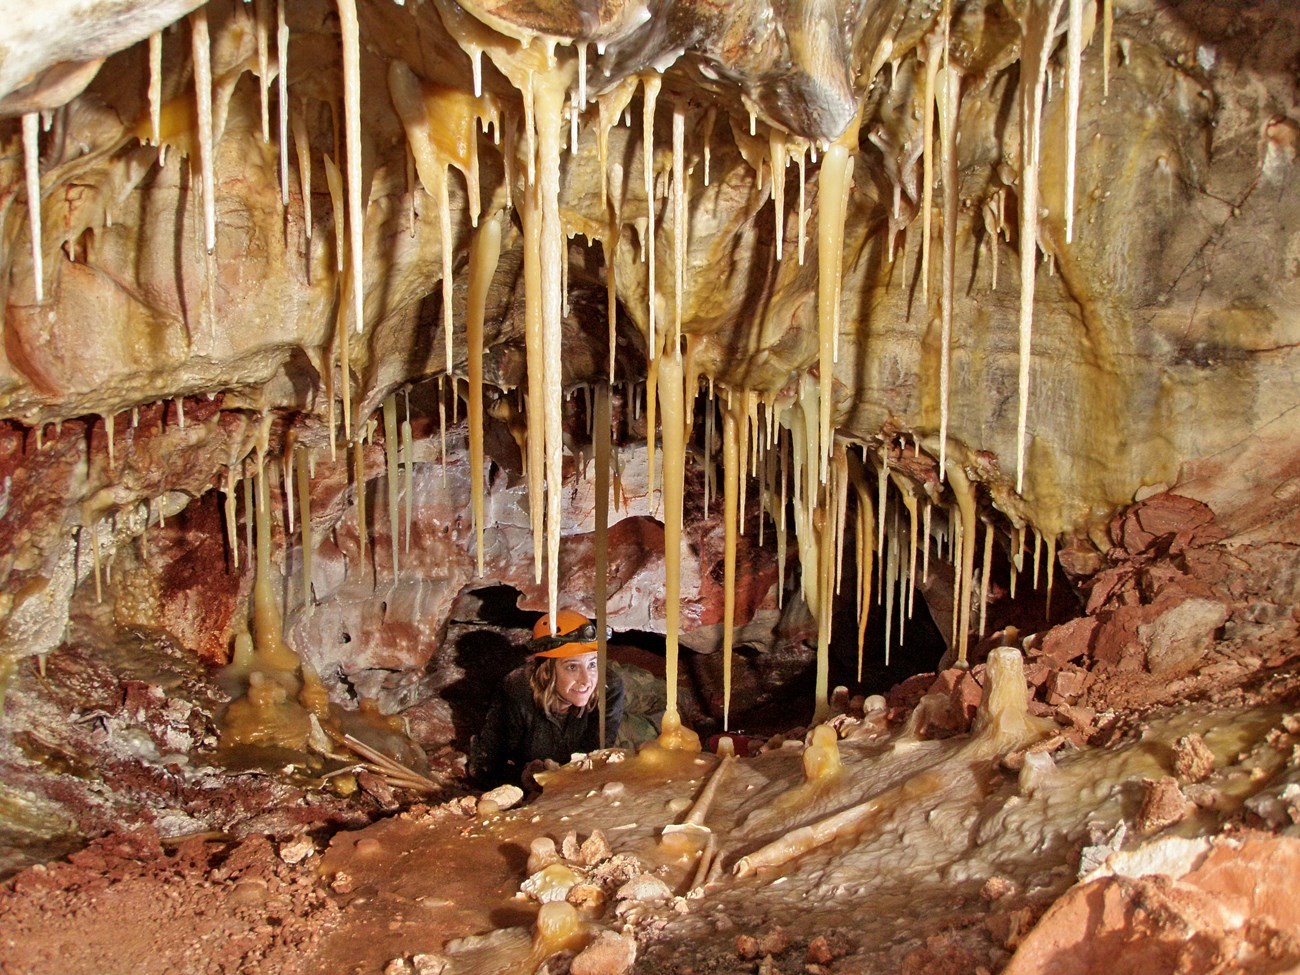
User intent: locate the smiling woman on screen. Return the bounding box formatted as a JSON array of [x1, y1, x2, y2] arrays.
[[468, 611, 625, 789]]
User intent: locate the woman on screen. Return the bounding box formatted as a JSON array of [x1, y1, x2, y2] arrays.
[[469, 610, 625, 789]]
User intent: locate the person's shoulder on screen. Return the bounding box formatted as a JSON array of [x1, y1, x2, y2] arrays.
[[501, 663, 536, 698], [605, 665, 626, 692]]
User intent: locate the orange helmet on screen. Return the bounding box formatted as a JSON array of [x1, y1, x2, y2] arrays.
[[531, 609, 603, 658]]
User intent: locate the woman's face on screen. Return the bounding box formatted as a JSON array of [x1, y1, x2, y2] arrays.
[[554, 652, 599, 710]]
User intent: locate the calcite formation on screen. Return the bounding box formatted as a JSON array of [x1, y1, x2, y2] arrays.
[[1, 0, 1300, 970]]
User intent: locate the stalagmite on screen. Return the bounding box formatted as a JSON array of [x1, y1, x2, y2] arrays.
[[22, 114, 43, 302], [253, 440, 299, 672], [467, 214, 503, 577], [337, 0, 365, 334], [721, 399, 739, 731], [292, 112, 312, 238], [642, 74, 661, 356], [937, 63, 961, 472], [296, 447, 313, 608], [383, 395, 401, 578], [190, 8, 216, 255], [946, 460, 977, 666], [1016, 0, 1068, 493], [148, 33, 162, 149], [1064, 0, 1083, 243], [277, 0, 290, 205]]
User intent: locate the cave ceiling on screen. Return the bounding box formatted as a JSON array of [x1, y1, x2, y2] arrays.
[[0, 0, 1298, 656]]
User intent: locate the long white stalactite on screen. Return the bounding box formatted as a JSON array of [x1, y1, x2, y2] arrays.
[[190, 7, 216, 255], [22, 113, 42, 303], [1016, 0, 1068, 494], [337, 0, 365, 335]]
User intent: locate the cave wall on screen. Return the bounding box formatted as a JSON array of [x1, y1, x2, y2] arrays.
[[0, 0, 1296, 682]]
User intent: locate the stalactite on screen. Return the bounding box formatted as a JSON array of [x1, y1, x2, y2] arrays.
[[1045, 532, 1058, 620], [979, 518, 994, 637], [536, 70, 569, 628], [521, 183, 545, 581], [642, 73, 661, 357], [467, 213, 503, 576], [594, 381, 611, 745], [1016, 0, 1069, 493], [353, 436, 368, 561], [776, 426, 789, 610], [657, 346, 696, 749], [148, 32, 162, 149], [937, 63, 961, 473], [296, 446, 313, 609], [817, 139, 852, 484], [338, 0, 366, 337], [922, 495, 933, 584], [770, 130, 787, 261], [243, 467, 255, 567], [255, 0, 271, 142], [191, 8, 216, 255], [292, 111, 312, 238], [225, 466, 240, 570], [946, 460, 977, 666], [883, 507, 898, 664], [383, 395, 401, 578], [721, 396, 739, 731], [919, 34, 942, 309], [1103, 0, 1114, 97], [401, 390, 413, 553], [847, 451, 875, 681], [1064, 0, 1083, 243], [672, 103, 687, 350], [22, 113, 43, 302], [832, 444, 849, 596], [437, 376, 448, 483], [796, 143, 808, 264], [277, 0, 290, 206]]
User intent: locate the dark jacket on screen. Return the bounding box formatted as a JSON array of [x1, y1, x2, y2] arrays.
[[468, 663, 625, 788]]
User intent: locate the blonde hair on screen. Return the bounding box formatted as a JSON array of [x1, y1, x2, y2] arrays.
[[530, 658, 597, 718]]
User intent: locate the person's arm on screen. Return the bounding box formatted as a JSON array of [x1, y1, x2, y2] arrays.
[[468, 688, 526, 788]]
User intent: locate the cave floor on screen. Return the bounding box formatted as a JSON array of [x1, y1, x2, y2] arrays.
[[3, 656, 1300, 975]]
